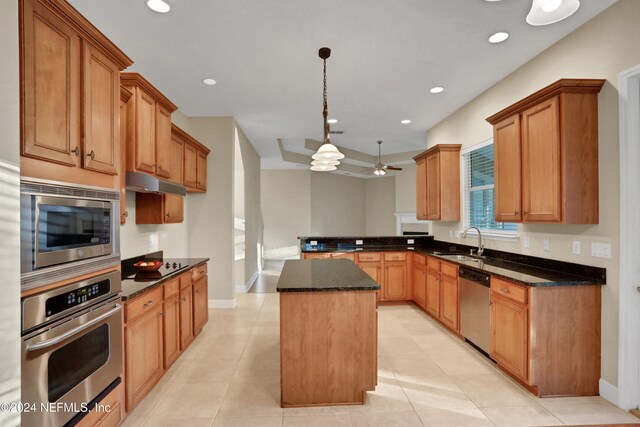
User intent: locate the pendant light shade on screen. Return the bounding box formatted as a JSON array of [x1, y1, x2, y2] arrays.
[[312, 143, 345, 161], [310, 164, 337, 172], [311, 159, 340, 167], [526, 0, 580, 26]]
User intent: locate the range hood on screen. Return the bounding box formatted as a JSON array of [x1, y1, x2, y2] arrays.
[[126, 172, 187, 196]]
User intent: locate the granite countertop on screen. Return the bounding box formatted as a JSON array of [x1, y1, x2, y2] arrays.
[[121, 258, 209, 300], [277, 259, 381, 292], [302, 245, 428, 253]]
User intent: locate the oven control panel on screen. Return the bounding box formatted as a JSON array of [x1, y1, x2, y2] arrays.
[[45, 279, 111, 318]]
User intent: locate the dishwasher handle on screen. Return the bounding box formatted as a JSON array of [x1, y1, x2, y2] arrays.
[[459, 267, 490, 286]]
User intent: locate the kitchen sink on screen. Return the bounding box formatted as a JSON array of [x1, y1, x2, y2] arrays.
[[438, 254, 483, 263]]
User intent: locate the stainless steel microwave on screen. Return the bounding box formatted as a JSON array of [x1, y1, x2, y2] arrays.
[[21, 178, 120, 273]]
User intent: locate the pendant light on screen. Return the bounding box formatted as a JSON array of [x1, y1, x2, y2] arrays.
[[526, 0, 580, 26], [311, 47, 344, 171]]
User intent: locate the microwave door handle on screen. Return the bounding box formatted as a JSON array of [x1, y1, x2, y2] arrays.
[[26, 303, 121, 352]]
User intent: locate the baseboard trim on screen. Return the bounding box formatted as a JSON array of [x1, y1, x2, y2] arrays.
[[599, 378, 619, 406], [235, 271, 259, 294], [208, 299, 237, 309]]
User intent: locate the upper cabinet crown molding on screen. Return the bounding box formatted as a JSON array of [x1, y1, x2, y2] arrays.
[[486, 79, 605, 125], [121, 72, 178, 113], [120, 85, 133, 102], [170, 124, 211, 155]]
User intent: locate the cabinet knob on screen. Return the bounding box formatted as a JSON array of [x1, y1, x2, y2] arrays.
[[514, 211, 519, 215], [87, 150, 95, 160], [523, 210, 528, 215], [124, 211, 129, 218], [72, 146, 80, 156]]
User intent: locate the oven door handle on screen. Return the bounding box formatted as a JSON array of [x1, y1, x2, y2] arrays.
[[26, 303, 122, 352]]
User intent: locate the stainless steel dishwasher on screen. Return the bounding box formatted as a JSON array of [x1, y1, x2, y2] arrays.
[[459, 267, 492, 356]]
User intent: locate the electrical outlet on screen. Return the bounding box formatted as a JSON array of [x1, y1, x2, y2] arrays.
[[356, 240, 363, 245], [543, 238, 550, 252], [572, 241, 581, 255], [591, 242, 612, 259], [407, 239, 415, 244], [310, 241, 317, 246], [523, 236, 530, 248]]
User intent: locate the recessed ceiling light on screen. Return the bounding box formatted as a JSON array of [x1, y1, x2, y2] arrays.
[[401, 119, 411, 124], [147, 0, 170, 13], [488, 32, 509, 44], [202, 78, 217, 86], [430, 86, 444, 94], [327, 119, 338, 124]]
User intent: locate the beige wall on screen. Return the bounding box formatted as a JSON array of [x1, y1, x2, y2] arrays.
[[418, 0, 640, 387], [310, 173, 366, 236], [395, 162, 418, 213], [261, 170, 311, 255], [0, 1, 21, 424], [365, 176, 397, 235]]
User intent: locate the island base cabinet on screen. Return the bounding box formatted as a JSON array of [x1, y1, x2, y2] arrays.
[[280, 291, 377, 407]]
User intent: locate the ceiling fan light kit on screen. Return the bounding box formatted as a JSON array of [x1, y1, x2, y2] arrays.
[[310, 47, 345, 170], [526, 0, 580, 26]]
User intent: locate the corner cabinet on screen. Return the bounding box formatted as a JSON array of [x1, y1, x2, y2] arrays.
[[487, 79, 604, 224], [413, 145, 461, 221], [20, 0, 132, 188]]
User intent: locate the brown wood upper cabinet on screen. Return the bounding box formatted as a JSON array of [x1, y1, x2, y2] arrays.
[[172, 124, 211, 192], [121, 72, 179, 182], [135, 193, 184, 224], [120, 86, 133, 224], [413, 145, 461, 221], [487, 79, 604, 224], [20, 0, 132, 188]]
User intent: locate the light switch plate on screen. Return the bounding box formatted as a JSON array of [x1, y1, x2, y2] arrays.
[[407, 239, 415, 244], [591, 242, 612, 259], [543, 238, 550, 252], [356, 240, 363, 245], [523, 236, 530, 248], [573, 241, 581, 255]]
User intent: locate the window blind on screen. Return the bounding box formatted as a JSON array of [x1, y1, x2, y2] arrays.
[[463, 143, 517, 233]]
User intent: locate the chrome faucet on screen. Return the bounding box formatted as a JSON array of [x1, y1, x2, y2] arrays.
[[462, 226, 484, 257]]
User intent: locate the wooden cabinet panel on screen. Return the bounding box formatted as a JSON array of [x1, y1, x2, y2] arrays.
[[179, 282, 194, 350], [357, 253, 382, 262], [125, 303, 164, 411], [124, 286, 163, 323], [491, 277, 528, 305], [166, 132, 184, 184], [359, 262, 383, 300], [426, 151, 441, 220], [76, 382, 124, 427], [493, 114, 522, 222], [416, 157, 427, 220], [163, 292, 180, 369], [21, 0, 81, 167], [183, 142, 198, 189], [331, 252, 356, 261], [82, 42, 118, 175], [154, 104, 172, 179], [164, 194, 184, 223], [522, 97, 561, 222], [440, 273, 459, 332], [491, 294, 528, 382], [384, 262, 408, 301], [197, 149, 208, 190], [425, 268, 441, 318], [303, 253, 331, 259], [133, 89, 156, 174], [119, 86, 132, 224], [412, 264, 426, 309], [135, 193, 184, 224], [384, 252, 406, 262], [193, 276, 208, 335]]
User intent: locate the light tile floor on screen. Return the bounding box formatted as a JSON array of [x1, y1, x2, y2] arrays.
[[122, 290, 640, 427]]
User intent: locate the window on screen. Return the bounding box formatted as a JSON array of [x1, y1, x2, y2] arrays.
[[463, 141, 517, 236]]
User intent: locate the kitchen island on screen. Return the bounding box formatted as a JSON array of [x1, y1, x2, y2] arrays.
[[277, 259, 380, 407]]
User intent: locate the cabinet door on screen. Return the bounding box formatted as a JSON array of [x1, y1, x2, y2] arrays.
[[521, 96, 561, 222], [384, 262, 408, 301], [359, 262, 383, 300], [491, 295, 528, 381], [183, 142, 198, 189], [154, 104, 172, 179], [82, 42, 118, 175], [412, 264, 426, 309], [193, 276, 208, 335], [197, 150, 208, 190], [119, 91, 129, 224], [125, 303, 164, 411], [163, 293, 180, 369], [440, 274, 459, 332], [179, 285, 194, 350], [21, 0, 81, 167], [164, 194, 184, 223], [133, 89, 156, 174], [425, 269, 441, 318], [493, 114, 522, 222], [426, 152, 441, 220], [167, 132, 184, 184], [415, 157, 427, 220]]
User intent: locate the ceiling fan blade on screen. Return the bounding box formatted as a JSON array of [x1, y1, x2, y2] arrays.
[[385, 166, 403, 171]]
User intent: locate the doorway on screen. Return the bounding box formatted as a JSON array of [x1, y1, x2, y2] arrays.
[[618, 63, 640, 411]]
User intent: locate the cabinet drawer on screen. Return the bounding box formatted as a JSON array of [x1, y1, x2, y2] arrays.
[[125, 286, 163, 323], [384, 252, 406, 262], [426, 256, 441, 270], [440, 261, 458, 278], [332, 252, 356, 261], [180, 272, 192, 290], [191, 263, 207, 282], [413, 254, 426, 265], [358, 252, 381, 262], [491, 277, 528, 305], [164, 277, 179, 298]]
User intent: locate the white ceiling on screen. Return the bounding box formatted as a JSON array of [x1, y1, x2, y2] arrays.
[[70, 0, 616, 169]]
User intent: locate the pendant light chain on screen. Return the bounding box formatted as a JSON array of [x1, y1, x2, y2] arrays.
[[323, 58, 329, 144]]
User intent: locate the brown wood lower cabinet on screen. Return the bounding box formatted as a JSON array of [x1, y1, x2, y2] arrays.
[[491, 292, 528, 381], [193, 276, 208, 335], [412, 261, 427, 309], [75, 381, 124, 427], [135, 193, 184, 224], [163, 279, 181, 369], [425, 266, 441, 318], [439, 263, 459, 332], [179, 275, 194, 350]]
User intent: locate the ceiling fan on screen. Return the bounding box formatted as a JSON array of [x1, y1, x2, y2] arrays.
[[363, 141, 403, 176]]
